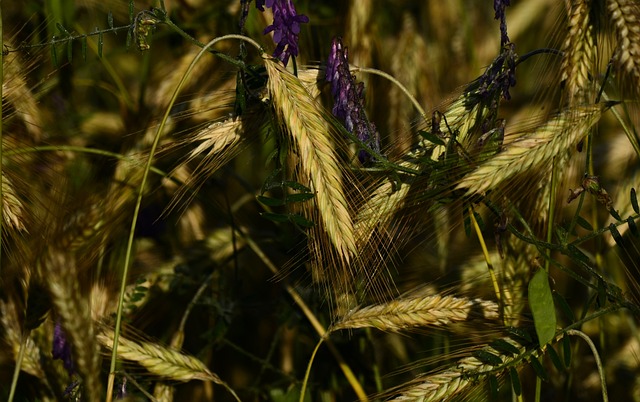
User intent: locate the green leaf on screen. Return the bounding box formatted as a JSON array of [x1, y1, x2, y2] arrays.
[[50, 40, 59, 67], [609, 208, 622, 221], [628, 216, 639, 237], [553, 291, 575, 323], [463, 209, 471, 237], [418, 130, 445, 146], [285, 193, 315, 203], [256, 195, 285, 207], [528, 357, 549, 382], [489, 339, 520, 356], [547, 345, 565, 371], [631, 188, 639, 214], [282, 180, 312, 193], [488, 375, 499, 401], [509, 367, 521, 396], [98, 30, 104, 57], [528, 269, 557, 346], [472, 350, 503, 366], [56, 23, 71, 36], [609, 223, 625, 248], [262, 168, 283, 192], [566, 244, 590, 265], [260, 212, 289, 223], [129, 0, 135, 23], [563, 335, 572, 367], [288, 213, 314, 228], [505, 326, 532, 346], [108, 11, 114, 29], [575, 215, 593, 231], [473, 210, 485, 230]]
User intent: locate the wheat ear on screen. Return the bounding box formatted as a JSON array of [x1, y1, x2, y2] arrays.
[[608, 0, 640, 80], [331, 295, 499, 333], [98, 328, 225, 385], [2, 172, 26, 231], [561, 0, 597, 105], [456, 105, 602, 196], [43, 249, 102, 402], [389, 336, 533, 401], [264, 57, 357, 263]]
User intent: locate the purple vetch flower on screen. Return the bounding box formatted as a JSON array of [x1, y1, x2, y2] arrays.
[[326, 37, 380, 164], [494, 0, 511, 46], [52, 320, 74, 375], [477, 43, 517, 102], [257, 0, 309, 66]]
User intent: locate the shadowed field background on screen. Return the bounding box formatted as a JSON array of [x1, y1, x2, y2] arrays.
[[2, 1, 640, 401]]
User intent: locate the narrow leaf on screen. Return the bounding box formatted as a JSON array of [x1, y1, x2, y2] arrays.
[[98, 31, 104, 58], [631, 188, 639, 214], [628, 216, 639, 237], [256, 195, 285, 207], [129, 0, 135, 24], [547, 345, 565, 371], [260, 212, 289, 223], [282, 181, 312, 193], [489, 339, 520, 356], [609, 223, 625, 248], [288, 214, 314, 228], [51, 41, 59, 67], [509, 367, 521, 396], [562, 336, 572, 367], [575, 215, 593, 231], [108, 11, 114, 29], [528, 357, 549, 382], [553, 291, 575, 323], [528, 269, 557, 346], [56, 23, 70, 36], [488, 375, 499, 401], [418, 130, 445, 146], [285, 193, 315, 203], [473, 211, 485, 230], [566, 244, 590, 264], [472, 350, 503, 366], [505, 326, 533, 345]]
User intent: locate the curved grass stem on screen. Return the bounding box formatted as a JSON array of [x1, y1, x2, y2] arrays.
[[106, 34, 263, 402]]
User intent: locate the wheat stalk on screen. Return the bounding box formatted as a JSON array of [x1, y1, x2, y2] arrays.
[[561, 0, 597, 105], [264, 57, 357, 264], [456, 105, 602, 196], [331, 294, 499, 333]]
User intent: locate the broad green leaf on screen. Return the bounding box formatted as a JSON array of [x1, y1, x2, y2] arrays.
[[528, 269, 556, 346]]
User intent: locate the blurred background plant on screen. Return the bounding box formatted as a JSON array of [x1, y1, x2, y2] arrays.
[[2, 0, 640, 401]]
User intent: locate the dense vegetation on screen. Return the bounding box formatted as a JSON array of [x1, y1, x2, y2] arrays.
[[2, 1, 640, 401]]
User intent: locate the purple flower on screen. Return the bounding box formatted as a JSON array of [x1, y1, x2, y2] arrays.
[[257, 0, 309, 66], [52, 320, 74, 375], [494, 0, 511, 46], [326, 37, 380, 164]]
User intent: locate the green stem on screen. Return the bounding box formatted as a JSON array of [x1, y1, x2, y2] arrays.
[[300, 338, 325, 402], [352, 66, 428, 122], [566, 330, 608, 402]]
